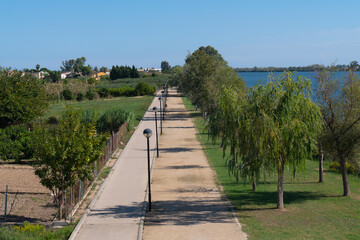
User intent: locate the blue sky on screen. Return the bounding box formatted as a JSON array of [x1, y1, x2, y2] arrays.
[[1, 0, 360, 70]]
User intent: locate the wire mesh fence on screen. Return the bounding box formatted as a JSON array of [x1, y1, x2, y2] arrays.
[[63, 123, 128, 221], [0, 123, 128, 223]]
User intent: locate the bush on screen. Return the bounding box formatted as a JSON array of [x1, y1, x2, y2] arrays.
[[97, 108, 134, 133], [85, 89, 95, 100], [100, 75, 110, 81], [81, 110, 96, 124], [76, 92, 84, 101], [329, 161, 358, 174], [98, 88, 109, 98], [61, 89, 74, 100], [0, 221, 74, 240], [87, 77, 96, 85], [0, 125, 33, 160], [135, 82, 154, 96], [47, 116, 58, 124], [108, 87, 136, 97]]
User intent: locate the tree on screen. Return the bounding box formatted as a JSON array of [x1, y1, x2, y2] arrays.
[[0, 70, 48, 128], [316, 69, 360, 196], [130, 65, 139, 78], [33, 107, 107, 219], [100, 66, 108, 72], [161, 61, 171, 73], [46, 71, 61, 83], [61, 57, 87, 73], [36, 64, 40, 71], [255, 73, 322, 209], [209, 72, 323, 208], [81, 66, 91, 76], [349, 61, 359, 71], [179, 46, 226, 113]]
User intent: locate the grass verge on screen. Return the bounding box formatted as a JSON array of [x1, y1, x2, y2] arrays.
[[182, 97, 360, 240]]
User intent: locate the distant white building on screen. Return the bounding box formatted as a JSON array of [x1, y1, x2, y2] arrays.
[[61, 72, 72, 79]]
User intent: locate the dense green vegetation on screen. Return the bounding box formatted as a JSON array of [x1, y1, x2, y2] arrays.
[[33, 107, 108, 219], [96, 74, 168, 89], [183, 97, 360, 240], [0, 70, 48, 128], [44, 96, 153, 128], [0, 222, 73, 240]]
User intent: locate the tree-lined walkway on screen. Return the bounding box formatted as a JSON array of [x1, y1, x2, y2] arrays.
[[142, 89, 246, 240]]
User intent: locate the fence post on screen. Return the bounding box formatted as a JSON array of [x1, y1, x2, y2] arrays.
[[64, 190, 67, 220], [80, 181, 84, 200], [4, 185, 8, 223], [70, 187, 73, 223]]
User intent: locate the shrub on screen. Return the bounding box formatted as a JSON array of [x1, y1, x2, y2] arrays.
[[85, 89, 95, 100], [329, 161, 358, 174], [0, 125, 33, 160], [76, 92, 84, 101], [61, 89, 74, 100], [87, 77, 96, 85], [0, 221, 73, 239], [135, 82, 153, 96], [98, 88, 109, 98], [97, 108, 134, 133], [108, 87, 136, 97], [47, 116, 58, 124], [100, 75, 110, 81], [81, 110, 96, 124]]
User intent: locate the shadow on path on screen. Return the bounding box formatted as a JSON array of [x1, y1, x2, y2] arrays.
[[144, 199, 234, 226]]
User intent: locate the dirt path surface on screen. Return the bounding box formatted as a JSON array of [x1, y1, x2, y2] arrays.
[[142, 90, 246, 240]]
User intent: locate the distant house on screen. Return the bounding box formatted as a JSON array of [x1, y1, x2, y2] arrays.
[[137, 67, 161, 73], [151, 68, 162, 72], [31, 71, 47, 79], [61, 72, 72, 79], [97, 72, 107, 78]]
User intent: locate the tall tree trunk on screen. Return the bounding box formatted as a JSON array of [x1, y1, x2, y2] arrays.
[[59, 192, 63, 220], [319, 147, 324, 183], [339, 157, 351, 196], [252, 178, 256, 192], [277, 158, 285, 209], [220, 135, 225, 148]]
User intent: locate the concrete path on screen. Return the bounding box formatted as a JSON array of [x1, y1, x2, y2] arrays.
[[142, 90, 246, 240], [71, 93, 162, 240]]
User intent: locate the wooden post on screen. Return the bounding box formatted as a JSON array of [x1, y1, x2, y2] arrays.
[[4, 185, 8, 222]]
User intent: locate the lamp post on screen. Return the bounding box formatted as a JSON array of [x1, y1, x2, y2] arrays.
[[143, 128, 152, 211], [161, 90, 165, 120], [158, 97, 163, 134], [152, 106, 159, 157]]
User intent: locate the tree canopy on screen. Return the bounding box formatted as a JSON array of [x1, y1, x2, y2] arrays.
[[60, 57, 87, 73], [316, 69, 360, 196], [33, 107, 107, 219], [0, 70, 48, 128]]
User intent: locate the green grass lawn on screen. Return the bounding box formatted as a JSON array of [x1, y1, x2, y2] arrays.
[[182, 97, 360, 240], [44, 95, 154, 127]]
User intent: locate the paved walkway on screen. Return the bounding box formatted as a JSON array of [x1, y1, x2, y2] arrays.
[[71, 89, 246, 240], [142, 90, 246, 240], [71, 92, 161, 240]]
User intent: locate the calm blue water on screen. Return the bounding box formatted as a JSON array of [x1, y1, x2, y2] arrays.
[[237, 71, 359, 98]]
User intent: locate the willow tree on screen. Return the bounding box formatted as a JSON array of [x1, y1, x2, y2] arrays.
[[255, 72, 323, 209], [316, 69, 360, 196]]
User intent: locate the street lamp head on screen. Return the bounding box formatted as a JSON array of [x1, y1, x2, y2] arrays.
[[143, 128, 152, 138], [152, 106, 159, 112]]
